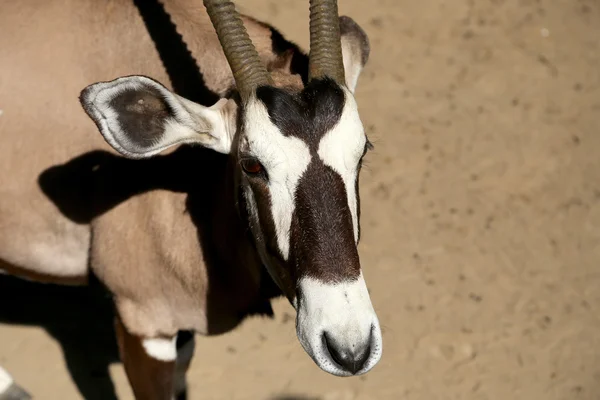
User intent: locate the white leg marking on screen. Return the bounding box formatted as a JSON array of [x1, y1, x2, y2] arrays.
[[243, 99, 312, 259], [142, 337, 177, 362], [317, 90, 367, 243], [295, 273, 382, 376], [0, 366, 14, 394]]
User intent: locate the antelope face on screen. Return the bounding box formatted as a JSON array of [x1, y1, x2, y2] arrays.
[[239, 79, 381, 376], [80, 0, 381, 377]]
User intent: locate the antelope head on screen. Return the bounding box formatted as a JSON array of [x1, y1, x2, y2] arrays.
[[80, 0, 381, 376]]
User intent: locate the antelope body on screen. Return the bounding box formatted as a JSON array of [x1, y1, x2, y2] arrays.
[[0, 0, 381, 398]]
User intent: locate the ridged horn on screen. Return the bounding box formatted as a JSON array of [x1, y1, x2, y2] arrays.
[[308, 0, 345, 84], [203, 0, 272, 101]]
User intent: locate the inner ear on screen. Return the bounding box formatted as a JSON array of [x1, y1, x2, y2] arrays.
[[106, 84, 175, 149], [339, 16, 370, 93], [80, 76, 236, 158]]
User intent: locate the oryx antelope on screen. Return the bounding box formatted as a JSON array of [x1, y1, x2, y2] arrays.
[[0, 0, 382, 397]]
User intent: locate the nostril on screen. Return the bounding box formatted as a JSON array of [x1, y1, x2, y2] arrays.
[[323, 332, 371, 375], [323, 333, 346, 367]]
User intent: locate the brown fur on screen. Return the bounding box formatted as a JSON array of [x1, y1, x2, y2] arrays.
[[0, 0, 305, 338], [0, 0, 370, 346], [115, 315, 176, 400], [0, 0, 373, 395]]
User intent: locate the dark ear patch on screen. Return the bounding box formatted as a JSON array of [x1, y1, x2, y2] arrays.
[[339, 16, 370, 67], [108, 86, 173, 148], [80, 75, 235, 158]]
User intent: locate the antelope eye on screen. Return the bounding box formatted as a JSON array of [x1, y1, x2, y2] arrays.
[[241, 158, 264, 175]]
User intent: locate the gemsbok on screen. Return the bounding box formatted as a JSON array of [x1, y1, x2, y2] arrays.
[[0, 0, 382, 398]]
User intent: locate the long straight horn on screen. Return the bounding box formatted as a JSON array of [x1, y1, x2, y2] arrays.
[[203, 0, 272, 101], [308, 0, 345, 84]]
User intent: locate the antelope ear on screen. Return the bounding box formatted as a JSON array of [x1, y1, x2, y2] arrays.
[[340, 16, 370, 93], [79, 75, 237, 158]]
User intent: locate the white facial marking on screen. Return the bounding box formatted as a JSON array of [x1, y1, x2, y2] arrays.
[[0, 366, 14, 394], [296, 273, 382, 376], [317, 90, 366, 242], [142, 337, 177, 362], [244, 98, 311, 259]]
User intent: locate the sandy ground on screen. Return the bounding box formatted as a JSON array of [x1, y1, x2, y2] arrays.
[[1, 0, 599, 399]]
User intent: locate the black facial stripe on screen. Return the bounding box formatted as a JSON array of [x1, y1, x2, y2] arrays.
[[245, 180, 278, 257], [251, 79, 361, 285], [355, 149, 369, 243], [255, 78, 346, 151], [243, 179, 296, 291], [355, 170, 362, 244], [290, 161, 361, 283]]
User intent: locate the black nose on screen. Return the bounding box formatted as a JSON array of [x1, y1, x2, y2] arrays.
[[323, 332, 371, 374]]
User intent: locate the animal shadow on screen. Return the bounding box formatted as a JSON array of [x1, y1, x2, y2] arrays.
[[0, 273, 315, 400], [0, 273, 119, 400]]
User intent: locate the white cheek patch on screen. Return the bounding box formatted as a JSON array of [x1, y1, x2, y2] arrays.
[[317, 90, 366, 243], [295, 273, 382, 376], [244, 99, 311, 260], [142, 337, 177, 362]]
